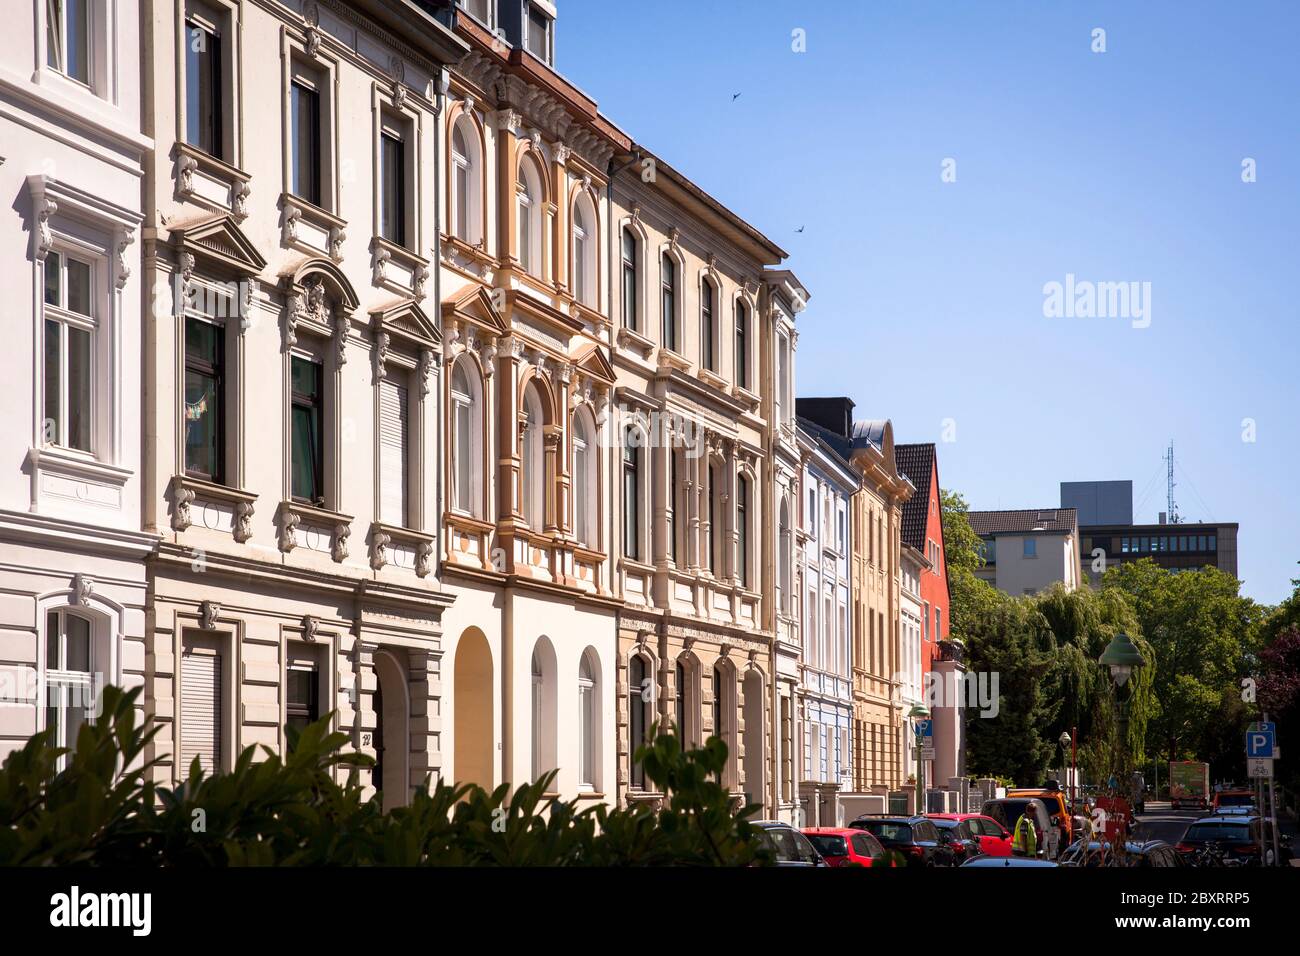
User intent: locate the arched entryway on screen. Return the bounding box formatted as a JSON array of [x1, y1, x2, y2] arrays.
[[373, 649, 409, 812], [453, 628, 494, 788], [743, 668, 765, 808]]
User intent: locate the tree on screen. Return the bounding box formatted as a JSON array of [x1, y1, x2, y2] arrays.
[[1102, 559, 1264, 778]]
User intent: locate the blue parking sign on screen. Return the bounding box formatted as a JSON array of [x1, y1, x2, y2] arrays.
[[1246, 729, 1274, 758], [917, 719, 933, 738]]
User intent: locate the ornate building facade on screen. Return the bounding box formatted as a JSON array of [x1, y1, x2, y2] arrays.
[[608, 148, 789, 813], [435, 4, 627, 801], [136, 0, 466, 804]]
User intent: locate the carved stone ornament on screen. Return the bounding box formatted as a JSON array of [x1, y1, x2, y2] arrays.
[[278, 507, 300, 552], [372, 245, 391, 285], [415, 540, 433, 577], [369, 529, 391, 571], [282, 202, 302, 245], [171, 477, 196, 531], [284, 292, 302, 348], [35, 197, 57, 260], [374, 331, 390, 382], [72, 573, 94, 606], [233, 500, 254, 543], [413, 264, 429, 299], [199, 600, 221, 630], [178, 154, 198, 194], [302, 615, 319, 642], [332, 522, 351, 562], [334, 310, 351, 366], [231, 180, 250, 222], [328, 225, 346, 262], [115, 230, 134, 290], [418, 349, 434, 399]]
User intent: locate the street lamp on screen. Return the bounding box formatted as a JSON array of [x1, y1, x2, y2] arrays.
[[1059, 731, 1072, 806], [909, 703, 930, 814]]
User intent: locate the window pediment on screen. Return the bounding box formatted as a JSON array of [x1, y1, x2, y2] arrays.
[[171, 213, 267, 277], [441, 282, 509, 336]]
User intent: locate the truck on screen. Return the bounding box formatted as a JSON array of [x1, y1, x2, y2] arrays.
[[1169, 761, 1210, 810]]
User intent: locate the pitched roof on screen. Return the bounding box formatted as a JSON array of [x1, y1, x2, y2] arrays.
[[895, 443, 936, 551], [967, 508, 1078, 537]]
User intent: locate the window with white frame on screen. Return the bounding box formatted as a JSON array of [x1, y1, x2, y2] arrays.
[[707, 461, 724, 574], [572, 409, 597, 546], [378, 372, 411, 528], [778, 499, 791, 614], [578, 651, 598, 791], [622, 431, 640, 561], [628, 653, 649, 790], [184, 315, 226, 482], [288, 57, 333, 210], [571, 194, 596, 307], [46, 0, 91, 86], [42, 249, 98, 454], [521, 382, 545, 529], [458, 0, 492, 27], [450, 116, 483, 245], [290, 353, 325, 504], [44, 609, 94, 770], [450, 357, 482, 517], [183, 1, 236, 162], [179, 630, 224, 774], [517, 156, 544, 276], [734, 299, 749, 390], [736, 474, 749, 587], [378, 115, 410, 248], [524, 1, 553, 65]]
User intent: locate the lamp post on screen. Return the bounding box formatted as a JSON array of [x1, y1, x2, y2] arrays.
[[1099, 632, 1146, 845], [1059, 731, 1072, 807], [909, 703, 930, 814]]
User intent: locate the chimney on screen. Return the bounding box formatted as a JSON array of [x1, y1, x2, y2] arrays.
[[795, 397, 855, 440], [1158, 512, 1167, 525]]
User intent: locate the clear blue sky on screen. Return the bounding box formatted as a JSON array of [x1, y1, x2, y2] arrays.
[[556, 0, 1299, 605]]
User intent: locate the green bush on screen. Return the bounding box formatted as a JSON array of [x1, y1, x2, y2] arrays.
[[0, 686, 770, 866]]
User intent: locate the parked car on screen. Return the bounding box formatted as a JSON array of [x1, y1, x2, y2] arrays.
[[753, 821, 827, 867], [928, 816, 983, 864], [849, 814, 956, 867], [960, 856, 1059, 868], [929, 813, 1013, 857], [802, 827, 894, 867], [1175, 814, 1291, 867], [981, 797, 1054, 858], [1211, 789, 1256, 813]]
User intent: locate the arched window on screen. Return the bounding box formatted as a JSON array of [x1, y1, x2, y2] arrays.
[[621, 227, 638, 332], [517, 155, 544, 275], [712, 663, 735, 788], [735, 299, 749, 390], [660, 253, 676, 351], [572, 194, 597, 307], [700, 277, 715, 371], [521, 382, 545, 529], [628, 653, 649, 789], [450, 357, 482, 517], [675, 658, 689, 743], [572, 410, 597, 546], [578, 650, 599, 791], [450, 116, 482, 245], [712, 665, 724, 745], [531, 640, 557, 783], [45, 609, 94, 770], [736, 474, 750, 588], [622, 432, 640, 560]]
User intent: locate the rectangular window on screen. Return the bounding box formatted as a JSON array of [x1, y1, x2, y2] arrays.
[[47, 0, 90, 85], [667, 451, 678, 564], [290, 356, 324, 503], [736, 477, 748, 587], [380, 130, 406, 246], [1209, 534, 1216, 551], [42, 250, 95, 453], [45, 610, 93, 770], [701, 281, 714, 371], [184, 317, 225, 482], [291, 78, 321, 206], [660, 256, 676, 350], [622, 441, 639, 561], [621, 230, 637, 332], [286, 663, 320, 739], [180, 634, 223, 775], [378, 379, 408, 527], [184, 17, 223, 157], [525, 5, 551, 62], [1023, 537, 1037, 557], [735, 302, 748, 390], [573, 433, 589, 544]]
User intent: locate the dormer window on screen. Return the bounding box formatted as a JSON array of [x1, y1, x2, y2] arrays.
[[524, 2, 553, 65], [459, 0, 493, 27]]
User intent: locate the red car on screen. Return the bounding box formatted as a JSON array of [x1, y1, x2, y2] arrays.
[[803, 827, 896, 867], [927, 813, 1013, 857]]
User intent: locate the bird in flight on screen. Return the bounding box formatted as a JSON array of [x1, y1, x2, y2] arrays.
[[796, 225, 805, 233], [732, 92, 742, 101]]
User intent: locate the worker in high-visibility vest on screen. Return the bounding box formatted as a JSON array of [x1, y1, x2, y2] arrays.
[[1012, 809, 1039, 857]]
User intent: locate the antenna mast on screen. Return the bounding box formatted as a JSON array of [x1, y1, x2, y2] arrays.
[[1163, 440, 1180, 524]]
